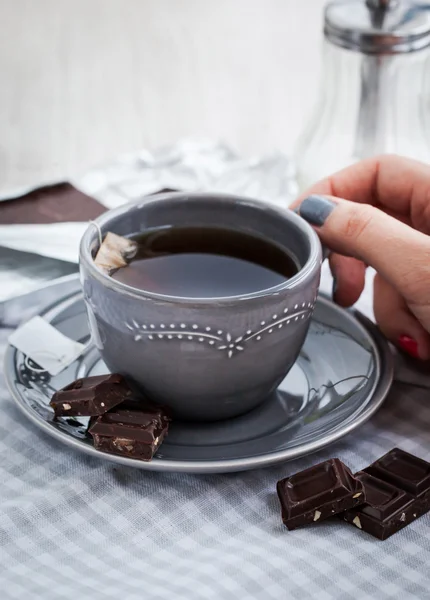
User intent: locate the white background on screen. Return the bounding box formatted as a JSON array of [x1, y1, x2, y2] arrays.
[[0, 0, 326, 191]]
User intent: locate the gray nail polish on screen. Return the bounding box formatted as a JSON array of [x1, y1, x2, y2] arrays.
[[299, 195, 336, 226], [332, 276, 338, 299]]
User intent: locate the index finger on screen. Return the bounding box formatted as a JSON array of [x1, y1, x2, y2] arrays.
[[293, 154, 430, 225]]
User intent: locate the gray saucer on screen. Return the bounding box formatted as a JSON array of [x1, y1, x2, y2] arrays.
[[4, 285, 394, 473]]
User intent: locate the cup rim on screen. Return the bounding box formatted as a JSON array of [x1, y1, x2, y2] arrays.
[[79, 192, 322, 305]]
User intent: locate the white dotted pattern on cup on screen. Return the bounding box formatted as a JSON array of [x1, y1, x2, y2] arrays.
[[125, 302, 315, 358]]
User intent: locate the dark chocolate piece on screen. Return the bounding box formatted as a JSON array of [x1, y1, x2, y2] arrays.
[[277, 458, 365, 530], [87, 415, 99, 431], [89, 402, 170, 461], [343, 449, 430, 540], [365, 447, 430, 496], [342, 472, 416, 540], [50, 374, 132, 417]]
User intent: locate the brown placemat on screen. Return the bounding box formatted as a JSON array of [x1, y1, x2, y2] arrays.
[[0, 184, 179, 225], [0, 183, 106, 225]]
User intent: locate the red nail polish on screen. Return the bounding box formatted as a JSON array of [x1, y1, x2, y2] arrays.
[[398, 335, 420, 359]]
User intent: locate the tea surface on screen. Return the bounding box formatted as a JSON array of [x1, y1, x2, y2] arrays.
[[111, 226, 298, 298]]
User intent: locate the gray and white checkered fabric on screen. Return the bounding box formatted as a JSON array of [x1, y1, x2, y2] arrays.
[[1, 322, 430, 600]]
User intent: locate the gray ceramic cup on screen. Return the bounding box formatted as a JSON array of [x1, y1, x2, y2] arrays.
[[79, 193, 322, 421]]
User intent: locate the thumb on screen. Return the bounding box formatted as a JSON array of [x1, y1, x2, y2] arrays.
[[298, 194, 430, 302]]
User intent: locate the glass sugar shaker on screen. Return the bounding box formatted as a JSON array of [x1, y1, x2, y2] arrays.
[[295, 0, 430, 191]]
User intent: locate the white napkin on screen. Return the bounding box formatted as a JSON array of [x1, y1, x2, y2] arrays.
[[0, 222, 88, 264]]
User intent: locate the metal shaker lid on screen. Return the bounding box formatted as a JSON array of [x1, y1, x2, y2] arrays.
[[324, 0, 430, 54]]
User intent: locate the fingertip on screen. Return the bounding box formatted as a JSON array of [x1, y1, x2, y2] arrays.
[[330, 255, 366, 307], [398, 335, 420, 359], [397, 333, 430, 361], [415, 333, 430, 361], [333, 281, 363, 307], [331, 276, 354, 308], [374, 276, 430, 361]]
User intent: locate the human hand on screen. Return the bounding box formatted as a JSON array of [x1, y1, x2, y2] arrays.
[[292, 155, 430, 360]]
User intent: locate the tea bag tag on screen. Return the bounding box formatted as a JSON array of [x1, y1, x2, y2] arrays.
[[9, 316, 86, 376]]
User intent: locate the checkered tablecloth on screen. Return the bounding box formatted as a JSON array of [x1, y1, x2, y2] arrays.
[[1, 326, 430, 600], [1, 142, 430, 599]]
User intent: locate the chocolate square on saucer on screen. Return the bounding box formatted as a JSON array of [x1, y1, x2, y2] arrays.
[[89, 402, 170, 461], [50, 374, 132, 417]]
